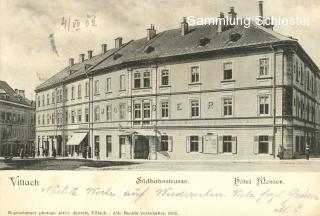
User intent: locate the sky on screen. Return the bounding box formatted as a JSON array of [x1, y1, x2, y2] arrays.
[[0, 0, 319, 100]]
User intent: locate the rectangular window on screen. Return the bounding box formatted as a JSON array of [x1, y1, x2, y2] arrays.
[[160, 136, 169, 151], [143, 101, 151, 119], [94, 80, 100, 95], [42, 95, 45, 106], [191, 66, 200, 83], [47, 114, 50, 125], [71, 86, 75, 100], [71, 110, 75, 123], [259, 136, 269, 153], [52, 92, 55, 104], [106, 105, 112, 121], [161, 69, 169, 86], [85, 82, 89, 97], [223, 62, 233, 80], [65, 88, 68, 101], [65, 111, 68, 124], [134, 102, 141, 119], [85, 108, 89, 122], [47, 94, 50, 105], [42, 114, 45, 125], [190, 136, 199, 152], [191, 100, 199, 118], [119, 103, 126, 120], [37, 96, 41, 107], [120, 75, 126, 90], [143, 71, 150, 88], [77, 109, 82, 123], [223, 136, 232, 153], [223, 98, 233, 116], [259, 95, 270, 115], [106, 77, 111, 93], [106, 135, 112, 156], [259, 58, 269, 76], [161, 101, 169, 118], [94, 106, 100, 121], [78, 84, 82, 98], [52, 113, 55, 125], [134, 72, 141, 88]]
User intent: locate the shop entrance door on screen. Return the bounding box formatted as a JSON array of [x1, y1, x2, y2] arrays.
[[134, 136, 149, 159]]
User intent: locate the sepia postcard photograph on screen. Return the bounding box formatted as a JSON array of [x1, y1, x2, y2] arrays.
[[0, 0, 319, 215]]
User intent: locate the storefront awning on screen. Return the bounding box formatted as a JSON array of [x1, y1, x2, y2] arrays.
[[66, 133, 87, 145]]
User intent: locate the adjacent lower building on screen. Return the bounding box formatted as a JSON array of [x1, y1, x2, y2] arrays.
[[35, 6, 320, 160], [0, 81, 36, 157]]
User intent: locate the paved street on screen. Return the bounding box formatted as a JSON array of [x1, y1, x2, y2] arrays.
[[0, 157, 319, 171]]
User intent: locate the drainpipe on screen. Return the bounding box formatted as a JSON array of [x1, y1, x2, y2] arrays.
[[271, 45, 276, 159], [154, 64, 158, 160]]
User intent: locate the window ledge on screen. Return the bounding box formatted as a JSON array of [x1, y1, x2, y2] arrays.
[[119, 89, 126, 92], [159, 85, 171, 88], [94, 94, 100, 96], [257, 76, 272, 80], [221, 80, 235, 83], [188, 83, 202, 86], [105, 91, 112, 94], [132, 87, 152, 90]]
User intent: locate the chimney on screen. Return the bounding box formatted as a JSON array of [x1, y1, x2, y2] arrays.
[[15, 89, 19, 94], [88, 50, 93, 59], [69, 58, 74, 67], [147, 24, 157, 40], [18, 90, 25, 98], [228, 7, 237, 21], [79, 53, 85, 63], [115, 37, 123, 48], [181, 17, 188, 36], [101, 44, 107, 54], [218, 12, 225, 33], [258, 1, 264, 21]]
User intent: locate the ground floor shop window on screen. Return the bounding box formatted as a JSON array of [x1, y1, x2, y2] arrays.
[[106, 135, 112, 157], [160, 136, 168, 151], [190, 136, 199, 152], [259, 136, 269, 153], [223, 136, 232, 153], [94, 136, 100, 156]]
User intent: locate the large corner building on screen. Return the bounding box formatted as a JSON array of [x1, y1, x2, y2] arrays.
[[35, 6, 320, 160], [0, 81, 36, 156]]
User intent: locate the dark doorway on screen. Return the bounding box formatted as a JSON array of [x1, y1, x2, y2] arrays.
[[134, 136, 149, 159]]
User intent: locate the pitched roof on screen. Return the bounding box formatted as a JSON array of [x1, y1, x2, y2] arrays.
[[0, 80, 34, 106], [36, 22, 298, 92]]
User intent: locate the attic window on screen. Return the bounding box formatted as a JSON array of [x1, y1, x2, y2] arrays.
[[198, 37, 210, 46], [85, 64, 92, 70], [69, 69, 76, 75], [144, 45, 155, 53], [229, 32, 241, 42], [113, 53, 122, 60]]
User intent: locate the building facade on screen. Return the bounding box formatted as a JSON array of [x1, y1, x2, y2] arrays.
[[0, 81, 36, 157], [35, 8, 320, 160]]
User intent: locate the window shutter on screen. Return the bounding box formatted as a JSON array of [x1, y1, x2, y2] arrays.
[[253, 136, 259, 154], [218, 136, 223, 153], [268, 136, 273, 155], [198, 136, 203, 153], [232, 136, 237, 154], [186, 136, 190, 153], [168, 136, 173, 152]]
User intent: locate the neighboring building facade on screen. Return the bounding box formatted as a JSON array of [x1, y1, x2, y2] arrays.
[[0, 81, 36, 157], [35, 8, 320, 160]]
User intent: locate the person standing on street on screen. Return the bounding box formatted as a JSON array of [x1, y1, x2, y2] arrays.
[[305, 145, 310, 160]]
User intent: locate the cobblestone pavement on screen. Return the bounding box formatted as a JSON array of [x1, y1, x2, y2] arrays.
[[0, 157, 319, 171]]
